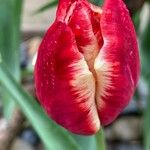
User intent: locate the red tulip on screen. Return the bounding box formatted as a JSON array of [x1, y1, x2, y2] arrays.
[[34, 0, 140, 135]]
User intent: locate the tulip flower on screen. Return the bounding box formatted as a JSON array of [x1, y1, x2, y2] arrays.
[[35, 0, 140, 135]]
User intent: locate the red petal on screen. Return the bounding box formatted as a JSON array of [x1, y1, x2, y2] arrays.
[[95, 0, 140, 125], [56, 0, 86, 21], [56, 0, 72, 21], [67, 1, 101, 71], [35, 21, 100, 135]]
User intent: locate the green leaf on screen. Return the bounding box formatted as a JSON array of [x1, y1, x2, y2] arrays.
[[34, 0, 58, 14], [0, 0, 22, 118], [1, 92, 16, 118], [0, 0, 22, 80], [0, 62, 81, 150]]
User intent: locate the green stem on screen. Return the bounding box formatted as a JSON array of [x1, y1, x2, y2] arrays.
[[96, 128, 106, 150], [72, 134, 97, 150]]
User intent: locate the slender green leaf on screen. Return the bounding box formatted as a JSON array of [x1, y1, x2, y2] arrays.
[[34, 0, 58, 14], [0, 0, 22, 80], [0, 62, 81, 150], [0, 0, 22, 118]]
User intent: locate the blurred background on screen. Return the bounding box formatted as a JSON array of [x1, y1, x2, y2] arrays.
[[0, 0, 150, 150]]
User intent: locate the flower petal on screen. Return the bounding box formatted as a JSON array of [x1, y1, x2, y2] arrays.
[[35, 21, 100, 135], [94, 0, 140, 125]]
